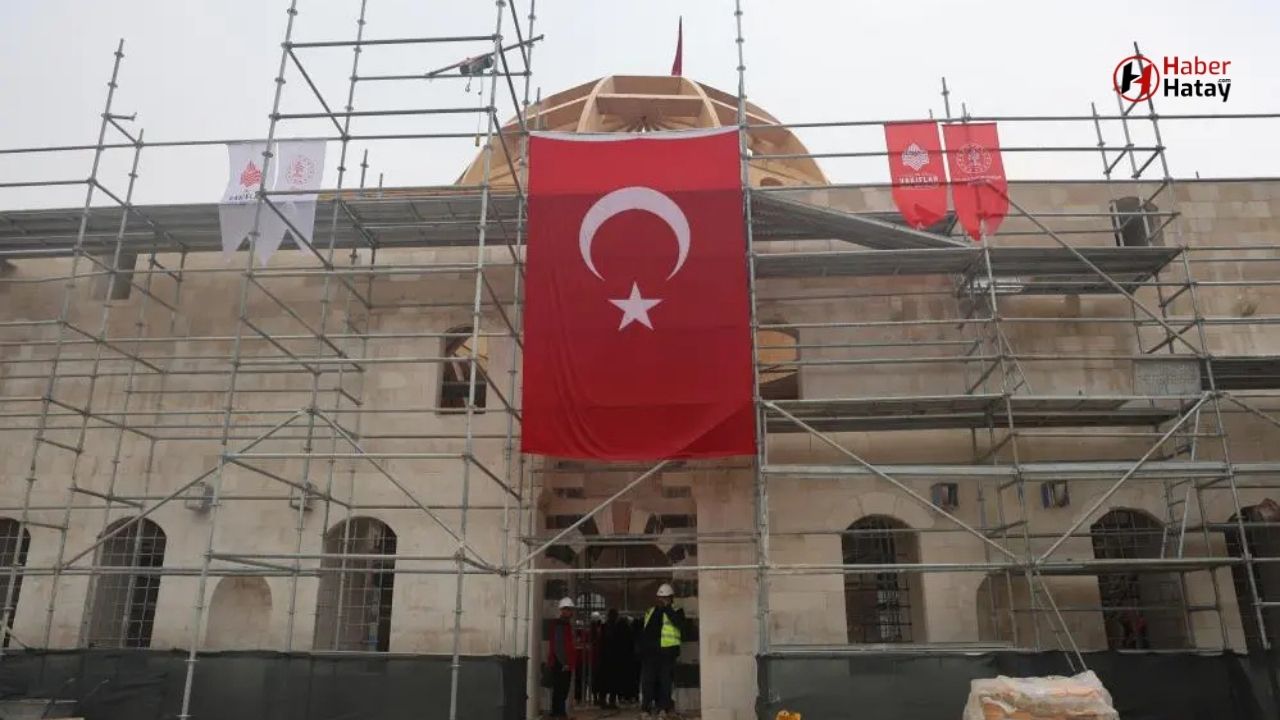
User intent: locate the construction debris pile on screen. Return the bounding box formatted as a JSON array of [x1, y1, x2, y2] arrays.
[[963, 672, 1120, 720]]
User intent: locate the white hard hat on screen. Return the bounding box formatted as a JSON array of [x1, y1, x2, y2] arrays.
[[558, 597, 575, 609], [591, 611, 603, 620], [656, 583, 675, 598]]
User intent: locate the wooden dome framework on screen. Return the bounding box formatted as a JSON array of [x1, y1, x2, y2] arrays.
[[458, 74, 827, 187]]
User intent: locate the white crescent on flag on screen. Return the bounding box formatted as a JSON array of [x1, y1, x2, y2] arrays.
[[578, 186, 691, 281]]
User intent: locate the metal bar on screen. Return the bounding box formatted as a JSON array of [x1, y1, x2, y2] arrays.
[[511, 461, 669, 572], [1038, 393, 1211, 561], [286, 48, 346, 137], [21, 40, 127, 653], [449, 8, 508, 716], [765, 400, 1017, 560], [57, 410, 306, 571], [289, 34, 496, 48], [275, 107, 487, 120], [734, 0, 775, 657], [176, 4, 298, 714]]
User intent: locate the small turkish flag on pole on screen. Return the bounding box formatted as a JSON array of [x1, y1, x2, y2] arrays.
[[942, 122, 1009, 242], [522, 128, 755, 460], [883, 121, 948, 229], [671, 17, 683, 76]]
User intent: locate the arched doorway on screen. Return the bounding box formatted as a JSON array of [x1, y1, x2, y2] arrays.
[[539, 509, 700, 715], [1224, 501, 1280, 651], [1090, 508, 1189, 649]]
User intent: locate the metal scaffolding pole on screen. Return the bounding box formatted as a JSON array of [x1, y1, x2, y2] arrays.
[[284, 0, 369, 653], [6, 10, 1280, 719], [448, 4, 508, 719], [734, 0, 773, 658], [176, 0, 299, 714], [500, 0, 535, 659], [5, 40, 130, 653]]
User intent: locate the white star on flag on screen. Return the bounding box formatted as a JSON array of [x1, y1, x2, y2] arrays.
[[609, 282, 662, 330]]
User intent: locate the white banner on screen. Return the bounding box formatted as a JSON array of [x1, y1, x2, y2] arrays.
[[218, 142, 270, 260], [217, 140, 327, 264], [221, 141, 268, 205], [260, 139, 328, 263]]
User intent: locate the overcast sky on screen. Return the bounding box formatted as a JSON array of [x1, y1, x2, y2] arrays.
[[2, 0, 1278, 210]]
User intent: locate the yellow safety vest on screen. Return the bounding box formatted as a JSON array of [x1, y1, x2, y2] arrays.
[[645, 606, 682, 648]]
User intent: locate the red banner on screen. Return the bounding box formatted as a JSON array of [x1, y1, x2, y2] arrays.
[[942, 122, 1009, 242], [522, 129, 755, 460], [883, 121, 948, 229]]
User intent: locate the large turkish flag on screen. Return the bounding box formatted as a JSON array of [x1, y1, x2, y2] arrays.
[[522, 128, 756, 460]]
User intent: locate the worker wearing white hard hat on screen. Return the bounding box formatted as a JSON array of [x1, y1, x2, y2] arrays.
[[639, 582, 686, 720], [546, 597, 577, 718]]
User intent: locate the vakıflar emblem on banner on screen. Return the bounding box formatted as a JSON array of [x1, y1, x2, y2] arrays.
[[900, 143, 930, 172], [239, 162, 263, 190]]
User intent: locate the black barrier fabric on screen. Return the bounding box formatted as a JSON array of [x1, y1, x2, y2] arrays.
[[757, 650, 1280, 720], [0, 650, 527, 720]]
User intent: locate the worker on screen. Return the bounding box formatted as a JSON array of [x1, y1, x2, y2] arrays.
[[639, 583, 685, 720], [546, 597, 578, 719]]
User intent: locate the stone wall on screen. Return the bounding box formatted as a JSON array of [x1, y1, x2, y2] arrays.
[[0, 179, 1276, 720], [755, 179, 1280, 663]]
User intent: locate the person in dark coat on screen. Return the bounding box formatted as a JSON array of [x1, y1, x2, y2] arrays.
[[588, 612, 605, 707], [622, 609, 637, 702], [597, 608, 626, 709]]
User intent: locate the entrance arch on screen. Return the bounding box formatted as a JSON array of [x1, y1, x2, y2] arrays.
[[537, 501, 700, 715]]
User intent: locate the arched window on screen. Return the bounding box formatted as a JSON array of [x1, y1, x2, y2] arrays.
[[86, 517, 166, 648], [315, 517, 397, 651], [1223, 501, 1280, 652], [0, 518, 31, 648], [757, 328, 799, 401], [842, 515, 921, 643], [1090, 508, 1188, 649], [440, 326, 488, 412]]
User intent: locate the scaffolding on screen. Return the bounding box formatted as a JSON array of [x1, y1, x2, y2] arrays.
[[0, 1, 1278, 718]]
